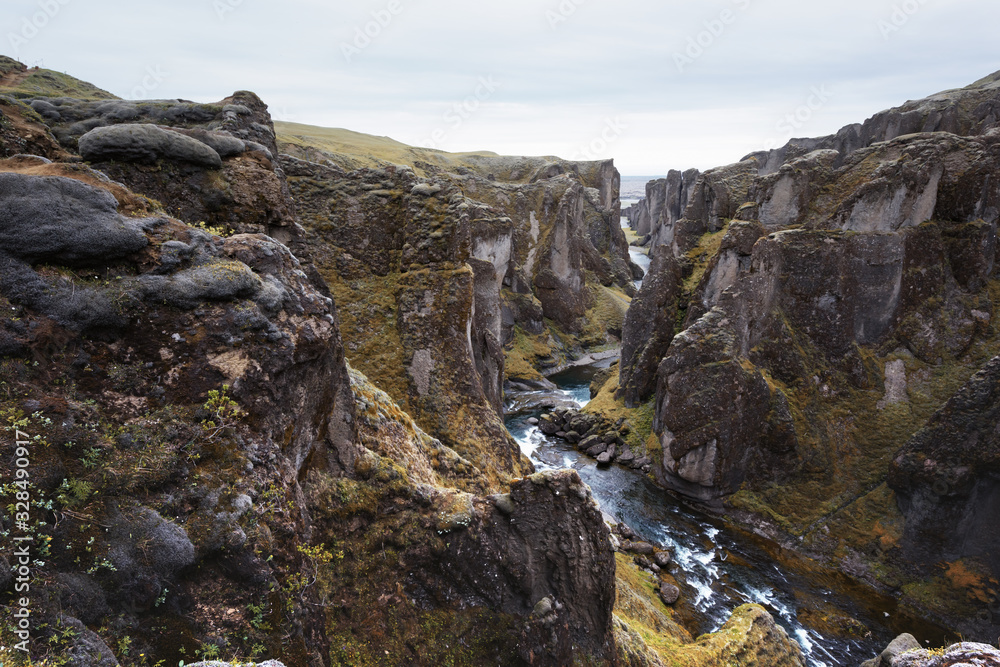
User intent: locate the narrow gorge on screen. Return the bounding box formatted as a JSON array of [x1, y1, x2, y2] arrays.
[[0, 52, 998, 667]]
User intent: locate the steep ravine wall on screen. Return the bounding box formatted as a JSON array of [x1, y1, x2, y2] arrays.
[[613, 71, 1000, 640]]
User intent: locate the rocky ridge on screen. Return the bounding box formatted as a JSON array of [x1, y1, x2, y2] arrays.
[[613, 70, 1000, 639]]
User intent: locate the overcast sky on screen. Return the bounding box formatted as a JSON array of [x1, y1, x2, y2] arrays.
[[4, 0, 999, 174]]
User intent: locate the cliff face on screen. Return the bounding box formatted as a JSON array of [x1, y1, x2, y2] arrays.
[[281, 156, 529, 486], [632, 121, 1000, 504], [278, 128, 639, 395], [614, 71, 1000, 638], [888, 356, 1000, 583], [0, 63, 625, 667]]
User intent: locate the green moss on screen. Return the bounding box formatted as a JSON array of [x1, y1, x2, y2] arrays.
[[504, 325, 554, 382], [683, 222, 730, 294], [579, 283, 632, 348], [326, 270, 409, 405]]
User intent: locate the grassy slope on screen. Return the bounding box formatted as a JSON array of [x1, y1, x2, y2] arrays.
[[0, 55, 117, 100], [274, 120, 573, 183]]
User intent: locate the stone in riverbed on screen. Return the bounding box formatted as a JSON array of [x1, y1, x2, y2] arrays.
[[527, 417, 539, 426], [568, 414, 596, 434], [539, 416, 560, 435], [555, 431, 567, 439], [654, 550, 672, 568], [587, 442, 609, 458], [658, 584, 681, 606], [565, 430, 580, 444], [634, 555, 652, 570], [579, 435, 601, 451], [627, 541, 656, 556], [617, 449, 635, 465], [596, 452, 613, 466]]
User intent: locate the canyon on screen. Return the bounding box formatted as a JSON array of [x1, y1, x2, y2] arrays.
[[0, 52, 998, 667]]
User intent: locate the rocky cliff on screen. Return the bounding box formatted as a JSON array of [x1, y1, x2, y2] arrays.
[[277, 126, 640, 430], [0, 58, 633, 667], [613, 71, 1000, 639]]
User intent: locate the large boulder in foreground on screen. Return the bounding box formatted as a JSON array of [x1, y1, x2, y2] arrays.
[[0, 172, 152, 265]]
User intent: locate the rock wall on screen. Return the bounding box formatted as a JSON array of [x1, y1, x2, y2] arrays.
[[645, 132, 998, 500], [888, 356, 1000, 585], [279, 157, 530, 486], [613, 70, 1000, 638], [280, 139, 640, 438]]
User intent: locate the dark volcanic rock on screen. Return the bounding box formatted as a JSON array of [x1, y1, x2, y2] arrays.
[[889, 356, 1000, 583], [29, 91, 299, 246], [78, 123, 224, 168], [410, 470, 616, 665], [658, 583, 681, 606], [617, 244, 683, 406], [0, 173, 152, 265]]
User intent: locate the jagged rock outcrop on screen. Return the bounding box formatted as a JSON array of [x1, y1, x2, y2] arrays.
[[888, 355, 1000, 584], [280, 157, 529, 486], [616, 76, 1000, 504], [746, 133, 1000, 233], [617, 246, 683, 406], [405, 470, 617, 664], [745, 70, 1000, 174], [624, 168, 699, 239], [650, 207, 994, 499], [654, 160, 758, 255], [447, 157, 637, 334], [16, 91, 299, 246]]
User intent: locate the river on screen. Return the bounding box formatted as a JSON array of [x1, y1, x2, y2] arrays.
[[502, 199, 954, 665]]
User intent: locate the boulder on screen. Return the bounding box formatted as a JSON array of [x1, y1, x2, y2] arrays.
[[60, 616, 120, 667], [167, 126, 246, 157], [876, 633, 921, 666], [626, 541, 656, 556], [0, 173, 151, 265], [890, 642, 1000, 666], [78, 123, 223, 168], [658, 584, 680, 606], [586, 442, 609, 458], [653, 550, 672, 568], [539, 416, 560, 435], [137, 258, 263, 309]]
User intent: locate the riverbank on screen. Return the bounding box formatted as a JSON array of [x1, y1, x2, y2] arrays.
[[504, 363, 954, 667]]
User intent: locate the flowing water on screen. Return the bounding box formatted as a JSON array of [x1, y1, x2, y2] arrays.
[[622, 184, 651, 290], [504, 208, 955, 664]]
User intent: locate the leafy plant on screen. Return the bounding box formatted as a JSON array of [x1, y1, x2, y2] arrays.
[[200, 384, 246, 440]]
